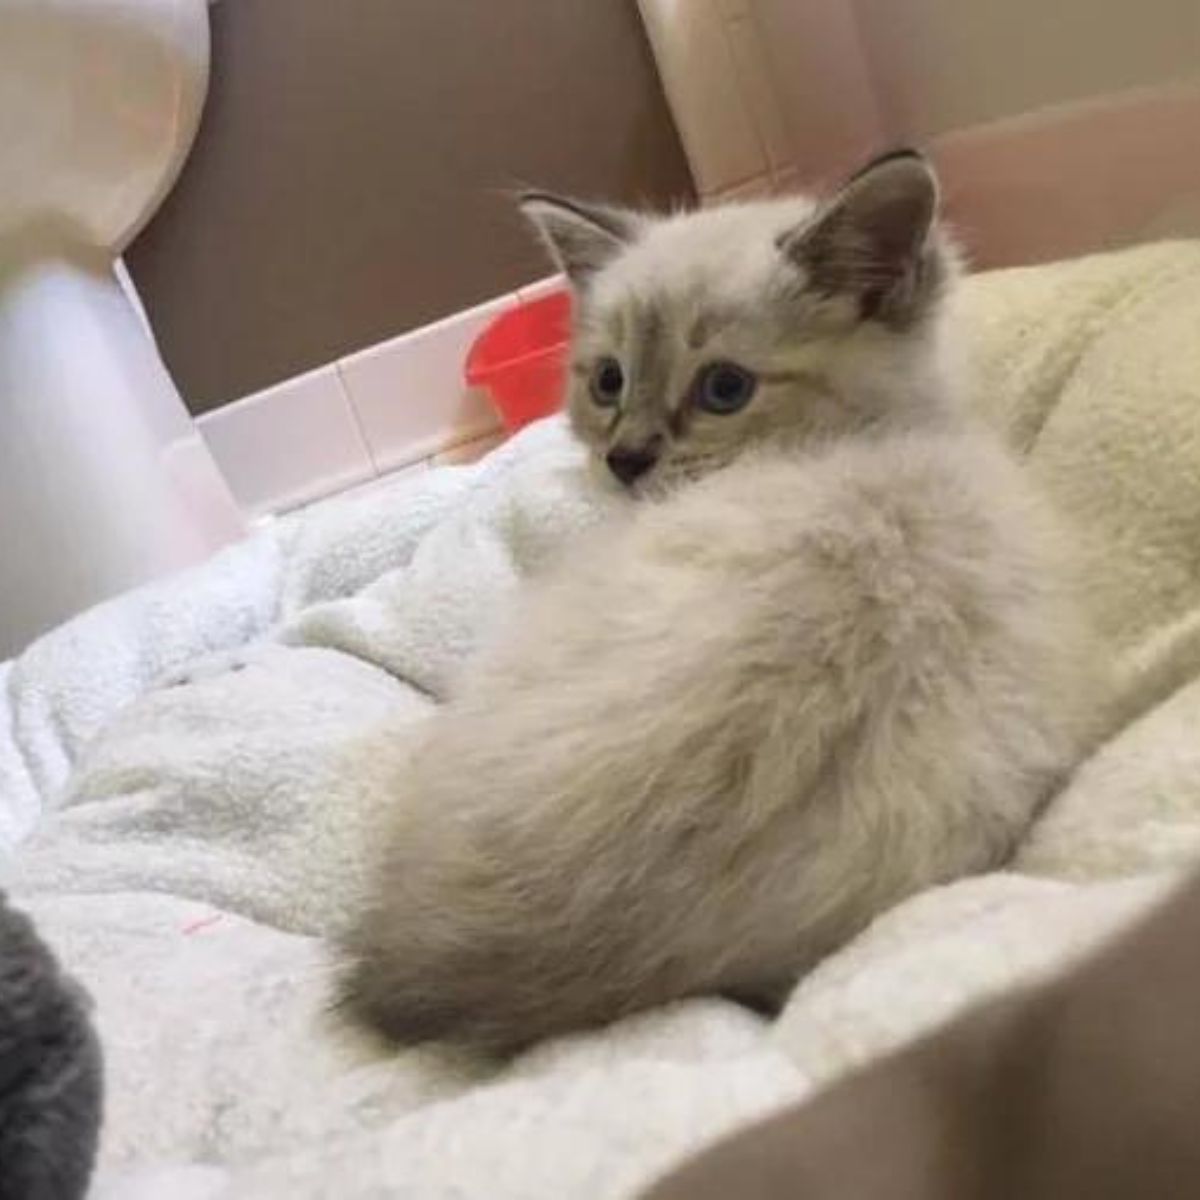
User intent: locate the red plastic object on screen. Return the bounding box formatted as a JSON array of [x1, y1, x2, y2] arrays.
[[465, 290, 571, 432]]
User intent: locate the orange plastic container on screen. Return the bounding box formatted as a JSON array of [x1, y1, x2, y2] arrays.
[[465, 289, 571, 432]]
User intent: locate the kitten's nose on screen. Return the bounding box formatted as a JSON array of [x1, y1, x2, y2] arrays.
[[606, 445, 659, 486]]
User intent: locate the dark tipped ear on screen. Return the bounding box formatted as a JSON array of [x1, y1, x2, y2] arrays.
[[518, 192, 643, 289], [780, 149, 943, 326]]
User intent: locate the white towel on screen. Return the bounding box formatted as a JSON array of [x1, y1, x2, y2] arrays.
[[6, 241, 1200, 1198]]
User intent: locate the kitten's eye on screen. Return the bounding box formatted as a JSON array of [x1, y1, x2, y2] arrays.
[[696, 362, 757, 415], [589, 357, 625, 408]]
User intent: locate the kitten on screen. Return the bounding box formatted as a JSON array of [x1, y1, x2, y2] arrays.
[[525, 148, 959, 492], [0, 893, 102, 1199], [340, 152, 1098, 1056]]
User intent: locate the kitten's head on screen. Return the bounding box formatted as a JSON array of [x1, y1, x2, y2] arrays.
[[520, 150, 960, 491]]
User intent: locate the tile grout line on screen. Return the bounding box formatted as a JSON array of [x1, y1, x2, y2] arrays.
[[334, 360, 383, 478]]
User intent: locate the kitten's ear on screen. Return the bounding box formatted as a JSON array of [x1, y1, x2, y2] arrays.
[[780, 150, 943, 325], [518, 192, 642, 289]]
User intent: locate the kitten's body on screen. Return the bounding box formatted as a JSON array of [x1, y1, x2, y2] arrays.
[[342, 153, 1098, 1054]]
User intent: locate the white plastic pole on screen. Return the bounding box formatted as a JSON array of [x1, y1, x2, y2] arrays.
[[0, 231, 245, 656]]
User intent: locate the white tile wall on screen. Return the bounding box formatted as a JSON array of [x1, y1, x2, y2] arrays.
[[197, 285, 553, 515], [198, 365, 374, 515], [331, 457, 431, 507], [160, 430, 247, 542], [337, 293, 512, 474]]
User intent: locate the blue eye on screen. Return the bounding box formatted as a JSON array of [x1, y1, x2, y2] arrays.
[[696, 362, 757, 414], [590, 357, 624, 407]]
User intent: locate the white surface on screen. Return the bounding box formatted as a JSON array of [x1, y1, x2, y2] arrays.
[[197, 365, 375, 515], [196, 278, 568, 515], [0, 0, 210, 250], [0, 242, 244, 657], [0, 0, 245, 656], [337, 293, 512, 474], [2, 418, 808, 1199], [3, 241, 1200, 1196], [189, 274, 585, 514], [195, 356, 513, 514]]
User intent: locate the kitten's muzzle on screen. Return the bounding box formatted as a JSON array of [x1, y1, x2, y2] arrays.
[[606, 442, 661, 486]]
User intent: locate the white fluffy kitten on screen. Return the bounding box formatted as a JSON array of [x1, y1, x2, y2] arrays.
[[341, 152, 1098, 1055]]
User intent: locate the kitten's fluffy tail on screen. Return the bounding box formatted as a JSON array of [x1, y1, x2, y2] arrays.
[[334, 925, 548, 1060], [334, 952, 463, 1051]]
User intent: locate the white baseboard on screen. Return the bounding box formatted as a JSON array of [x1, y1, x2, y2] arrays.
[[197, 274, 564, 515]]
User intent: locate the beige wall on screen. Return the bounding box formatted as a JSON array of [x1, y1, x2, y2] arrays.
[[849, 0, 1200, 266], [126, 1, 693, 414], [853, 0, 1200, 138], [642, 0, 1200, 267]]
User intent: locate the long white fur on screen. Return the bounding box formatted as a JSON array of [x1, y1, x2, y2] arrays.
[[342, 155, 1098, 1055]]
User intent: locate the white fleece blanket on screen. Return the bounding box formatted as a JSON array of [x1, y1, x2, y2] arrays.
[[5, 240, 1200, 1198]]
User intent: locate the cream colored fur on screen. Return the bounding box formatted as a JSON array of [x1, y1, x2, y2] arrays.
[[526, 157, 960, 492], [342, 153, 1097, 1054]]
